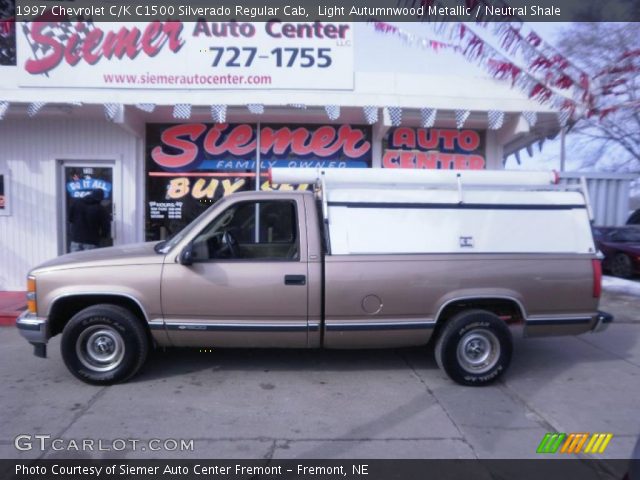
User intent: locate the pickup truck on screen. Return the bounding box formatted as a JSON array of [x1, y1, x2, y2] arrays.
[[17, 168, 613, 386]]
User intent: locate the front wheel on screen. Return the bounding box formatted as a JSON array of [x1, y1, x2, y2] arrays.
[[61, 304, 149, 385], [434, 310, 513, 386]]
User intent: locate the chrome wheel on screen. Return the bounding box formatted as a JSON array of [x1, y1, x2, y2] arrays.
[[75, 324, 125, 373], [456, 329, 501, 374]]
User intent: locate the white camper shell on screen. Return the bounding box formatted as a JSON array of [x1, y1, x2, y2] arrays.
[[270, 168, 596, 256]]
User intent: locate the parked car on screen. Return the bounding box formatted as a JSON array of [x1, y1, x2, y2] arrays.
[[17, 168, 612, 386], [628, 209, 640, 225], [593, 226, 640, 278]]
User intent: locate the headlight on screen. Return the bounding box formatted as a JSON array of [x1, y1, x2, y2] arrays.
[[26, 275, 37, 314]]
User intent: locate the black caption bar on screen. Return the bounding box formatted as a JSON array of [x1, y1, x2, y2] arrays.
[[2, 459, 636, 480], [9, 0, 640, 22]]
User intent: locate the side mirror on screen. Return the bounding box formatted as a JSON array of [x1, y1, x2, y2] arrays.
[[179, 244, 194, 266]]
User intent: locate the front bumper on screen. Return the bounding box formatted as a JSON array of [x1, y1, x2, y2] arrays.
[[591, 310, 614, 333], [16, 311, 49, 357]]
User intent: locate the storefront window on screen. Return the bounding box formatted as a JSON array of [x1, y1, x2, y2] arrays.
[[145, 123, 372, 241]]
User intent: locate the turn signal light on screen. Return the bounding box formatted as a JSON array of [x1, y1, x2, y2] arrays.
[[26, 276, 37, 314]]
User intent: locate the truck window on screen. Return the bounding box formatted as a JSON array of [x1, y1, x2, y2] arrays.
[[191, 200, 299, 261]]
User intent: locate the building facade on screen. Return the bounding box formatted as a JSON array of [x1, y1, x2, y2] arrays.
[[0, 20, 569, 290]]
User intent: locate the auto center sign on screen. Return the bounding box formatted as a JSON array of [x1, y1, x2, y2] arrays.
[[384, 127, 486, 170], [17, 20, 354, 90]]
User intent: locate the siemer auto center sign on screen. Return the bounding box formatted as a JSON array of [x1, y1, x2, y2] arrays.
[[17, 20, 354, 89]]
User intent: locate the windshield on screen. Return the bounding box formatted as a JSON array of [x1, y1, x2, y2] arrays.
[[154, 204, 218, 254]]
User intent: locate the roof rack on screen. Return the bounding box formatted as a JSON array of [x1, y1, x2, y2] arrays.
[[269, 167, 594, 222], [269, 167, 559, 188]]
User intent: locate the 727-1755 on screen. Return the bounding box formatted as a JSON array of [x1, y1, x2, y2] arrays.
[[209, 47, 333, 68]]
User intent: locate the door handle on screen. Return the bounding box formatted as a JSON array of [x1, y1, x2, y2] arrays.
[[284, 275, 306, 286]]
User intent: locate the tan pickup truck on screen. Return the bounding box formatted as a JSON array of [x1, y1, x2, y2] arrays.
[[17, 168, 613, 386]]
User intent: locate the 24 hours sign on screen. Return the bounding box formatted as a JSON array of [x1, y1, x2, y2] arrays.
[[18, 20, 354, 90]]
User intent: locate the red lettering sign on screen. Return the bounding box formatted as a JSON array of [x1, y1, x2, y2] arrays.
[[382, 151, 485, 170], [25, 21, 184, 75], [151, 124, 206, 169], [386, 127, 484, 170], [151, 124, 371, 169], [391, 128, 480, 152]]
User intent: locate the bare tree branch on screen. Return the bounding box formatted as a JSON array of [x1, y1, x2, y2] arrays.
[[558, 23, 640, 170]]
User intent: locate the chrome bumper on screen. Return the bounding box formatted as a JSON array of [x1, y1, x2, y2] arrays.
[[16, 311, 49, 357], [591, 310, 614, 333]]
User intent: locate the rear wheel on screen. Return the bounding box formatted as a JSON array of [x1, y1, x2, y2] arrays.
[[611, 253, 633, 278], [61, 304, 149, 385], [434, 310, 512, 386]]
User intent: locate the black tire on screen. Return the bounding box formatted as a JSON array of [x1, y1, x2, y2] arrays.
[[61, 304, 149, 385], [611, 253, 633, 278], [434, 310, 512, 386]]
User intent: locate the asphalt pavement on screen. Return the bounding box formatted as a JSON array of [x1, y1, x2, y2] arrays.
[[1, 284, 638, 461]]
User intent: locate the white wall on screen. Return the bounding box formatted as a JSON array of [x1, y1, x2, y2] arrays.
[[0, 119, 140, 290]]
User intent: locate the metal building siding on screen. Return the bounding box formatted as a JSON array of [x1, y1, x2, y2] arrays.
[[0, 118, 139, 290], [559, 172, 637, 227]]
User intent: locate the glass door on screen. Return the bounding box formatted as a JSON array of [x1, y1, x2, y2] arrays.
[[59, 161, 117, 254]]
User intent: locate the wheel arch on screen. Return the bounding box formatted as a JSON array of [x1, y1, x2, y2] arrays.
[[48, 293, 149, 337], [433, 295, 527, 338]]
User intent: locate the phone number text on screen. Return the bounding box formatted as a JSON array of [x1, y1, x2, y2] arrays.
[[209, 47, 333, 68]]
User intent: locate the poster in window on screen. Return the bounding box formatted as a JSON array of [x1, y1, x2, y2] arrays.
[[145, 123, 372, 241]]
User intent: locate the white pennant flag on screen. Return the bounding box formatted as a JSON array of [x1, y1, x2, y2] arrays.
[[136, 103, 156, 113], [27, 102, 46, 117], [523, 111, 537, 127], [487, 110, 504, 130], [211, 105, 227, 123], [0, 101, 8, 120], [104, 103, 123, 122], [420, 108, 437, 128], [247, 104, 264, 114], [557, 110, 571, 128], [325, 105, 340, 121], [387, 107, 402, 126], [363, 106, 378, 124], [455, 109, 470, 129], [173, 104, 192, 119]]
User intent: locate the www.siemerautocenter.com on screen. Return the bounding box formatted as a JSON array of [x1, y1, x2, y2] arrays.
[[14, 434, 194, 452]]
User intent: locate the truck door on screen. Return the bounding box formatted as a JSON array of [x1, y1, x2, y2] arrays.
[[160, 197, 308, 347]]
